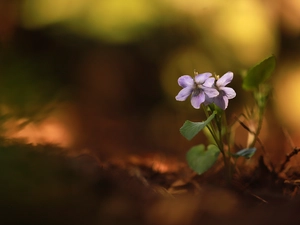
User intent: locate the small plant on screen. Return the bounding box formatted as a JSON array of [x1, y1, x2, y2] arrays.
[[175, 55, 276, 183]]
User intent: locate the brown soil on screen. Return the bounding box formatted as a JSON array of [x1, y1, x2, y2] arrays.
[[1, 138, 300, 225]]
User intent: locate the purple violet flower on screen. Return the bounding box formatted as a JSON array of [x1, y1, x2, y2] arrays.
[[175, 72, 219, 109], [210, 72, 236, 110]]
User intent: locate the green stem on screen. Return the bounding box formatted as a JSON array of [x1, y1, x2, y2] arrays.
[[203, 105, 233, 184], [214, 110, 232, 184], [220, 111, 234, 184], [202, 106, 218, 134], [202, 106, 223, 152], [206, 125, 219, 146], [249, 104, 265, 148]]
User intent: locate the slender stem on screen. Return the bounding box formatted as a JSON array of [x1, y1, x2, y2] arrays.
[[249, 85, 269, 148], [249, 104, 264, 148], [223, 113, 230, 151], [217, 114, 223, 151], [219, 111, 233, 184], [203, 105, 233, 184], [206, 124, 219, 146], [202, 106, 218, 135], [202, 106, 223, 152]]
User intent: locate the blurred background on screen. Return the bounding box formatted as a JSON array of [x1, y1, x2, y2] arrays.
[[0, 0, 300, 162]]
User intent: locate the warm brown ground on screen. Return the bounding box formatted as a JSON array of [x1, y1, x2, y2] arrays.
[[2, 138, 300, 225]]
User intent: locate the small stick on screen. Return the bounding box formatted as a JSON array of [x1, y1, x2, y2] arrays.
[[279, 128, 300, 173], [234, 115, 265, 152], [279, 147, 300, 173], [250, 193, 269, 204]]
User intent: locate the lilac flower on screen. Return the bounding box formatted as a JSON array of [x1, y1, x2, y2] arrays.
[[175, 72, 219, 109], [209, 72, 236, 110]]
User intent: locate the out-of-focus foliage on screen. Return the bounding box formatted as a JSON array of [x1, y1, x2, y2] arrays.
[[242, 55, 276, 91], [20, 0, 277, 61], [21, 0, 163, 43], [0, 55, 63, 117], [0, 0, 300, 156]]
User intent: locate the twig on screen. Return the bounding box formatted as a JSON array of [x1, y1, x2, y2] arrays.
[[250, 193, 269, 204], [279, 128, 300, 173], [279, 147, 300, 173], [234, 115, 265, 152]]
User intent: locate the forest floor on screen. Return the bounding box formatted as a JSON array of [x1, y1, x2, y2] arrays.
[[1, 138, 300, 225]]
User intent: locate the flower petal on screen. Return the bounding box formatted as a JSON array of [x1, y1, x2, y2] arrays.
[[194, 72, 212, 84], [178, 75, 194, 88], [217, 72, 233, 87], [175, 87, 193, 101], [203, 77, 215, 87], [204, 94, 214, 105], [203, 87, 219, 98], [214, 94, 228, 110], [191, 91, 205, 109], [220, 87, 236, 99]]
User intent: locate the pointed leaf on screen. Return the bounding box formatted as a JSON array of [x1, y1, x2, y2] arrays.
[[232, 147, 256, 159], [180, 111, 216, 140], [243, 55, 276, 90], [186, 144, 220, 174]]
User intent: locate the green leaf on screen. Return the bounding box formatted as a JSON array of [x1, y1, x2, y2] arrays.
[[186, 144, 220, 175], [232, 147, 256, 159], [242, 55, 276, 90], [180, 111, 216, 140]]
